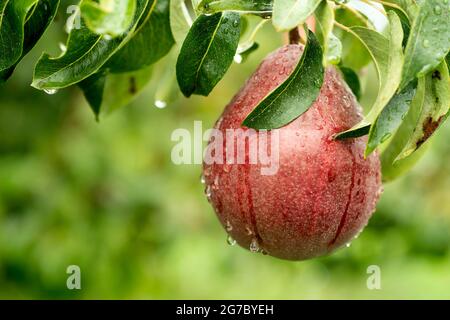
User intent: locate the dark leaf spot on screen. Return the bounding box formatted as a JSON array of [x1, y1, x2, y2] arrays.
[[416, 116, 444, 148], [432, 70, 442, 80]]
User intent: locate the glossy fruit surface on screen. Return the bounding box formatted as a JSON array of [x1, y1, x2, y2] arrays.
[[203, 45, 382, 260]]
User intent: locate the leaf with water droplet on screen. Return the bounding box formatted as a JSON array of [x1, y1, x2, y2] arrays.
[[176, 12, 241, 97], [32, 0, 150, 90], [197, 0, 273, 15], [0, 0, 59, 82], [336, 12, 405, 140], [399, 0, 450, 90], [366, 80, 417, 155], [242, 28, 324, 129]]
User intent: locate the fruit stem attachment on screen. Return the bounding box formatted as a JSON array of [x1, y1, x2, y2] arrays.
[[289, 27, 301, 45]]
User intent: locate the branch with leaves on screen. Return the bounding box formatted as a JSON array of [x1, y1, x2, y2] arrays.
[[0, 0, 449, 181]]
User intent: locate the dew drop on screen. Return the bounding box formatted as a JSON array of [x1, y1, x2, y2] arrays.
[[200, 174, 206, 185], [225, 220, 233, 232], [154, 100, 167, 109], [227, 235, 236, 246], [204, 165, 212, 177], [234, 54, 243, 64], [245, 226, 253, 236], [345, 242, 351, 248], [44, 89, 58, 95], [205, 185, 212, 200], [223, 164, 232, 173], [212, 175, 220, 190], [232, 20, 239, 27], [250, 238, 260, 252]]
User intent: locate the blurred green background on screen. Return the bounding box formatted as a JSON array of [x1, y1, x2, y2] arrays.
[[1, 6, 450, 300]]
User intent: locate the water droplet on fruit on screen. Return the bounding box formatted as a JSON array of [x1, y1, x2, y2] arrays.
[[200, 174, 206, 184], [345, 242, 351, 248], [103, 34, 112, 41], [227, 235, 236, 246], [246, 226, 253, 236], [212, 176, 220, 189], [205, 185, 212, 201], [250, 238, 260, 252], [223, 164, 232, 173], [204, 166, 212, 177], [154, 100, 167, 109], [44, 89, 58, 95], [225, 220, 233, 232], [232, 20, 239, 27]]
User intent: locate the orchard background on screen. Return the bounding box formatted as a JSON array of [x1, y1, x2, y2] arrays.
[[0, 0, 450, 298]]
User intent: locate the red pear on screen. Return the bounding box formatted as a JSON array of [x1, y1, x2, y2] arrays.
[[203, 45, 382, 260]]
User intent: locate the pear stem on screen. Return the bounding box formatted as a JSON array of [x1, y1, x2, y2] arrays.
[[289, 27, 300, 45]]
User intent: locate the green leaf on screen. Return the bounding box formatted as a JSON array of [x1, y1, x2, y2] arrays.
[[107, 0, 175, 72], [335, 12, 404, 140], [381, 75, 427, 180], [0, 0, 59, 80], [79, 72, 107, 118], [396, 61, 450, 160], [198, 0, 273, 15], [242, 28, 324, 129], [334, 7, 372, 70], [272, 0, 321, 32], [154, 50, 181, 106], [366, 80, 417, 155], [80, 64, 154, 117], [32, 0, 150, 90], [176, 12, 240, 97], [315, 0, 342, 65], [382, 0, 419, 22], [170, 0, 192, 44], [339, 66, 361, 101], [399, 0, 450, 90], [80, 0, 137, 38]]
